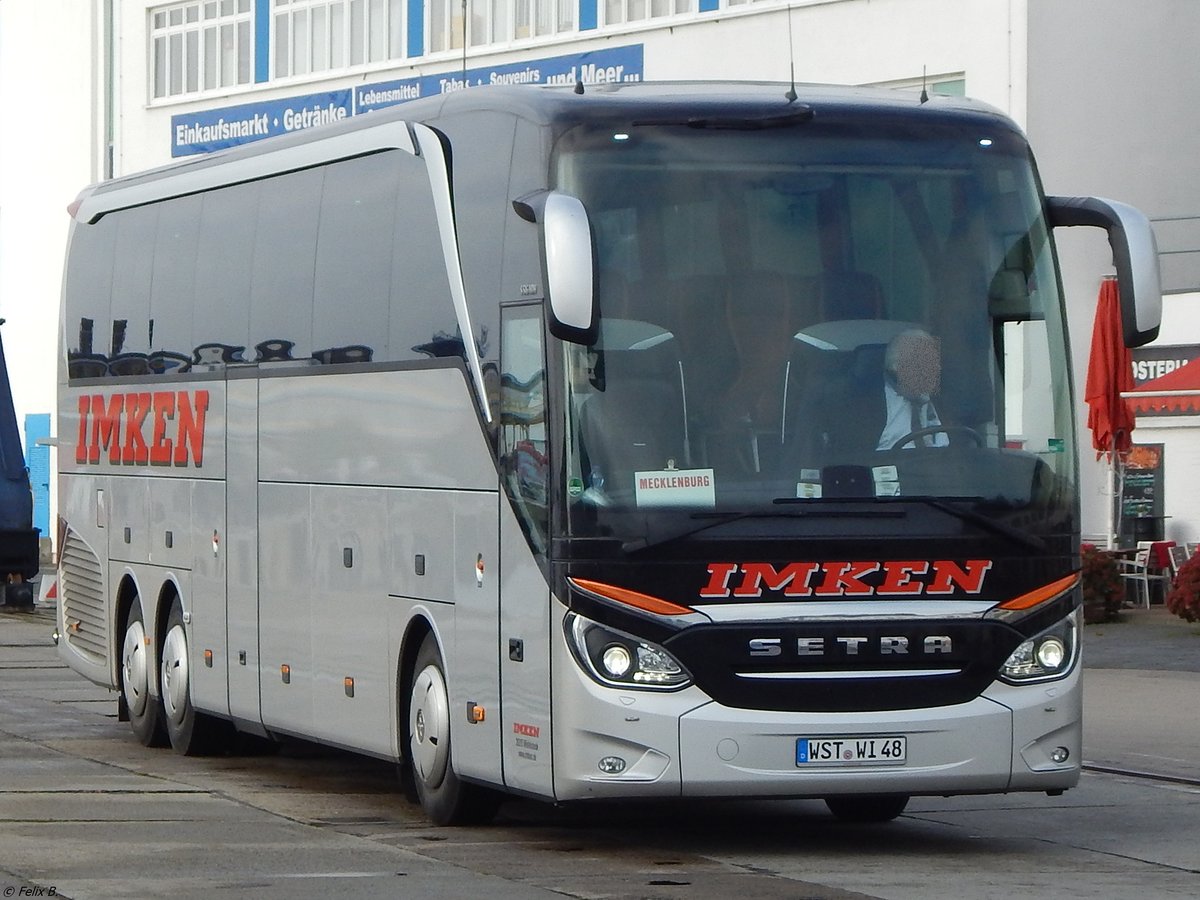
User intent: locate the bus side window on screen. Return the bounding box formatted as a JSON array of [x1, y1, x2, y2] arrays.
[[150, 194, 202, 374], [389, 153, 460, 365], [252, 167, 322, 363], [312, 153, 399, 363], [195, 181, 258, 362], [64, 217, 117, 380], [499, 307, 548, 553], [108, 204, 158, 375]]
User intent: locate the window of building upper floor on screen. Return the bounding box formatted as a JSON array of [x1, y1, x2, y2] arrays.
[[151, 0, 253, 99], [150, 0, 719, 101]]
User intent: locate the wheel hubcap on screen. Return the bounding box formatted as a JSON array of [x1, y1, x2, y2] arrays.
[[161, 624, 189, 725], [409, 663, 450, 790], [122, 619, 148, 716]]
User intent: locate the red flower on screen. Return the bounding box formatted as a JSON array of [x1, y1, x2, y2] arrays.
[[1167, 554, 1200, 623], [1081, 545, 1123, 624]]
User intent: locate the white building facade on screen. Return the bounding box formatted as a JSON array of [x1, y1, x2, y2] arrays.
[[1, 0, 1197, 546]]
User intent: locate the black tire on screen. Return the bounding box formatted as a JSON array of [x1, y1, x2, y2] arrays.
[[121, 600, 168, 747], [824, 794, 910, 823], [406, 633, 500, 826], [160, 598, 232, 755], [3, 581, 34, 609]]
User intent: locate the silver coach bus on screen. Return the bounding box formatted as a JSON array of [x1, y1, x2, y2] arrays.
[[57, 82, 1160, 825]]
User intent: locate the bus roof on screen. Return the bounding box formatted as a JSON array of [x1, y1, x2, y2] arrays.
[[71, 81, 1020, 221]]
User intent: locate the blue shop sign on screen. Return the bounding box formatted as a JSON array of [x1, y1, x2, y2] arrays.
[[173, 90, 353, 157], [171, 45, 644, 157], [356, 45, 644, 113]]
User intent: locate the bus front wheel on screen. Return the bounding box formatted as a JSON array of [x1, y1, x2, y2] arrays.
[[824, 794, 910, 822], [121, 600, 167, 747], [407, 633, 499, 826]]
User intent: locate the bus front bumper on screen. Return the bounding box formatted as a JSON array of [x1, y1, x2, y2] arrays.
[[552, 666, 1081, 801]]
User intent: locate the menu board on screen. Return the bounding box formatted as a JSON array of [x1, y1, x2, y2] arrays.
[[1118, 443, 1165, 542]]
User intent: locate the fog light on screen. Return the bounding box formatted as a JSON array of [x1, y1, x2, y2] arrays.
[[598, 756, 627, 774], [1050, 746, 1070, 763], [601, 644, 632, 678], [1036, 637, 1066, 670]]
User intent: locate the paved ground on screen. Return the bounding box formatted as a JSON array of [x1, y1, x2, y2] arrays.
[[1080, 603, 1200, 783], [4, 593, 1198, 788], [2, 594, 1199, 899], [1083, 603, 1200, 672]]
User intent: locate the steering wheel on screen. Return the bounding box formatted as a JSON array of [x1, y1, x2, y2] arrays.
[[889, 425, 985, 451]]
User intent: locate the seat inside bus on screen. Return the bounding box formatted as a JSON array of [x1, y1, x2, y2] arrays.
[[578, 321, 688, 495]]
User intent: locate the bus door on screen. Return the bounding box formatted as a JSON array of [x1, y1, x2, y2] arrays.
[[496, 304, 554, 797]]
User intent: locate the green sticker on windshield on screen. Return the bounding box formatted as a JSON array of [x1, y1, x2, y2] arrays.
[[1048, 438, 1065, 453], [568, 477, 584, 497]]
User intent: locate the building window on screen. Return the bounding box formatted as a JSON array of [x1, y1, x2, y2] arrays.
[[274, 0, 405, 77], [151, 0, 253, 99], [432, 0, 575, 52], [604, 0, 693, 27]]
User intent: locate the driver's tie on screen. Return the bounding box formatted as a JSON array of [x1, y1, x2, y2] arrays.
[[911, 402, 929, 447]]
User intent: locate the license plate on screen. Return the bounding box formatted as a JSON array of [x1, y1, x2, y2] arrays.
[[797, 736, 907, 766]]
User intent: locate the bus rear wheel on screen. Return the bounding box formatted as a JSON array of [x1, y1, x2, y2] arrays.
[[161, 598, 230, 755], [407, 633, 499, 826], [121, 600, 167, 747], [824, 794, 910, 823]]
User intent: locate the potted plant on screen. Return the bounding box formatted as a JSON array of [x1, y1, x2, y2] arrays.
[[1166, 553, 1200, 623], [1080, 543, 1124, 624]]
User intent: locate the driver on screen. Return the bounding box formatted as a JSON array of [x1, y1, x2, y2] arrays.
[[877, 329, 948, 450]]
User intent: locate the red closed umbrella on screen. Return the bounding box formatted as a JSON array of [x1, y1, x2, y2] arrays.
[[1084, 277, 1135, 460]]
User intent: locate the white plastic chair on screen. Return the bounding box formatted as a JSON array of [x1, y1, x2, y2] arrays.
[[1168, 545, 1189, 578], [1116, 548, 1153, 609]]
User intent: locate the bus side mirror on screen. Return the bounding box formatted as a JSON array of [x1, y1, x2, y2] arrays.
[[514, 190, 598, 345], [1046, 195, 1161, 347]]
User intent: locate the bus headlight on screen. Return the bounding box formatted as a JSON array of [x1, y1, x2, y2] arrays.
[[566, 613, 691, 690], [601, 643, 633, 678], [999, 611, 1079, 684]]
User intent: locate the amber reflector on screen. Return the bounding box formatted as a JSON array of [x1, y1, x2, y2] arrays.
[[569, 578, 693, 616], [997, 573, 1080, 611]]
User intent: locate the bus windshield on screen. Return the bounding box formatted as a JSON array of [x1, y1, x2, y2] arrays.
[[552, 114, 1076, 544]]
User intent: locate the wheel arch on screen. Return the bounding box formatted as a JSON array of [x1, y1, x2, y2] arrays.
[[114, 571, 185, 704], [395, 614, 438, 766], [113, 572, 141, 701], [112, 578, 139, 720], [153, 576, 184, 656]]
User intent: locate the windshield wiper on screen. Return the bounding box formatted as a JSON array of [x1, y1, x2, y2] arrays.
[[621, 505, 905, 555], [909, 496, 1047, 552]]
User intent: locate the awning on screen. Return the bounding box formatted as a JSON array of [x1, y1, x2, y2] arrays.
[[1128, 359, 1200, 415]]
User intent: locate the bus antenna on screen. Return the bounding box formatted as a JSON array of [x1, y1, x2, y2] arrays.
[[785, 6, 798, 103], [920, 66, 929, 104], [575, 79, 585, 94]]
